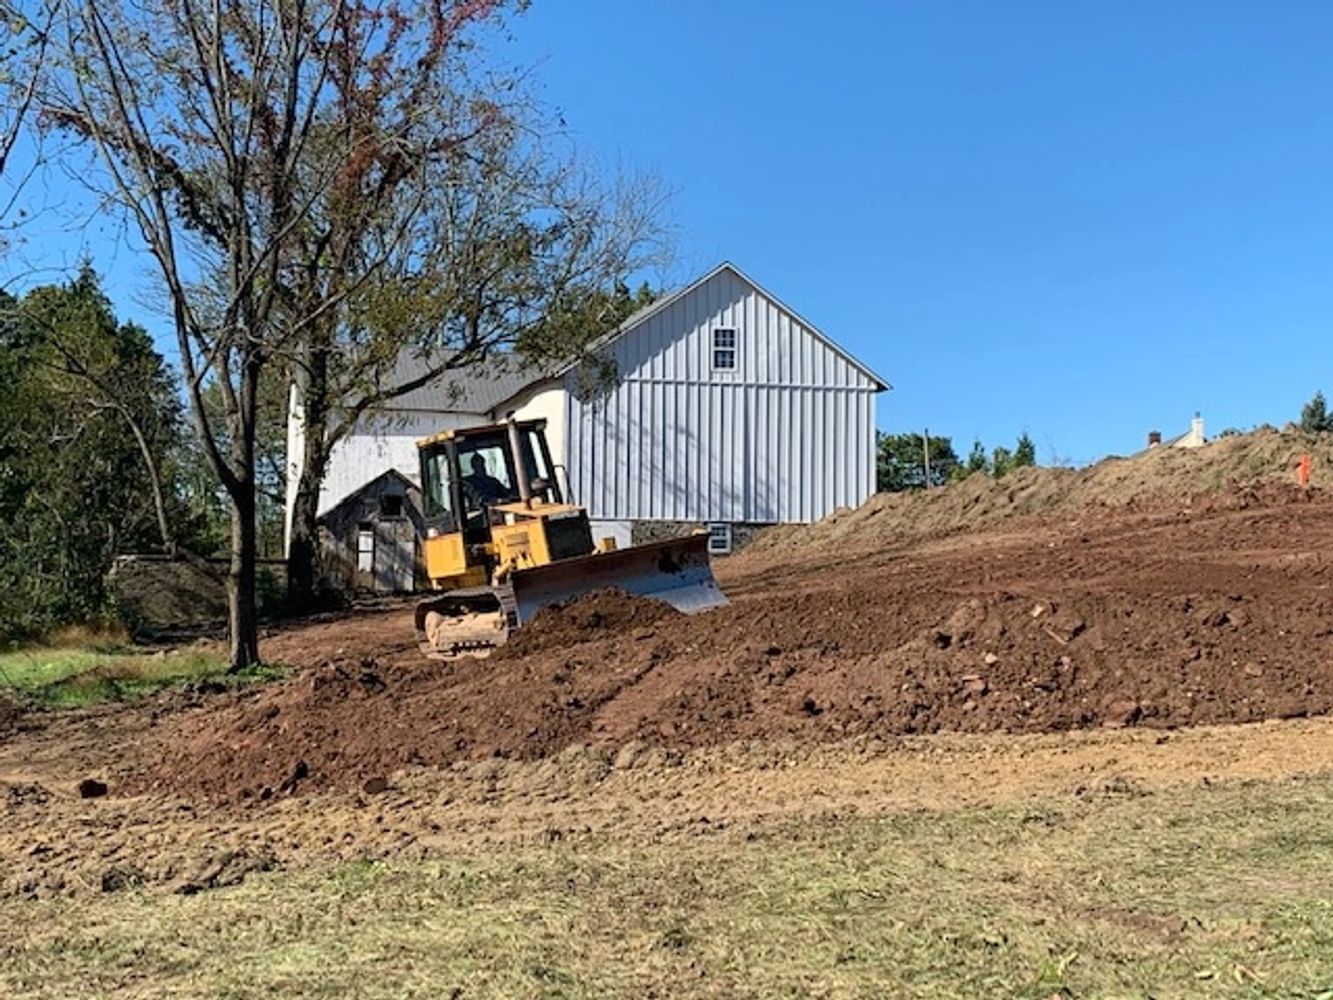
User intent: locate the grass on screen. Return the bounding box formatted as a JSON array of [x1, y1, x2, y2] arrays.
[[0, 641, 277, 707], [6, 776, 1333, 997]]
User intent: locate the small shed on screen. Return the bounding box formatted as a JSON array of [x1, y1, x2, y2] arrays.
[[318, 469, 423, 592]]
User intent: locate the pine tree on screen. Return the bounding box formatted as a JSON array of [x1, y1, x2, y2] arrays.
[[1014, 432, 1037, 469], [966, 439, 988, 475], [1301, 391, 1330, 433]]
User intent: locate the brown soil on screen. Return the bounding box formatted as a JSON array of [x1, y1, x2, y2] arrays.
[[118, 479, 1333, 802], [6, 430, 1333, 897], [750, 426, 1333, 554], [495, 588, 680, 660], [0, 692, 22, 740]]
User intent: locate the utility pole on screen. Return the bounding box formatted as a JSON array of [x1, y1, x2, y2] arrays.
[[922, 428, 932, 488]]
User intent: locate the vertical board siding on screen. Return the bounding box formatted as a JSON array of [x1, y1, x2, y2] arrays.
[[568, 267, 880, 524]]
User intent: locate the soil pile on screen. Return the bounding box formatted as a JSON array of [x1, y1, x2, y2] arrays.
[[496, 589, 679, 660], [750, 427, 1333, 555], [133, 490, 1333, 802]]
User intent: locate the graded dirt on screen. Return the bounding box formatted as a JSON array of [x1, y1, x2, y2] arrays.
[[4, 428, 1333, 898], [123, 480, 1333, 803]]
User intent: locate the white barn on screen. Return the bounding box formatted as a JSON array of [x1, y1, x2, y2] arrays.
[[289, 262, 887, 575]]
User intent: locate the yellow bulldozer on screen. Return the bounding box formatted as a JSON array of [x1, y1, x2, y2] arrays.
[[413, 417, 728, 658]]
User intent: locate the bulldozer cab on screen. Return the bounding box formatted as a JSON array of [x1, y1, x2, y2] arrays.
[[419, 420, 564, 545], [413, 418, 728, 660]]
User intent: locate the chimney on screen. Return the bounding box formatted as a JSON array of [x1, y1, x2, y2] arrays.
[[1148, 430, 1162, 448]]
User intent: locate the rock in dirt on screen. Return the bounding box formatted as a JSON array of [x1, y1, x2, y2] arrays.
[[613, 740, 650, 770], [100, 865, 146, 893], [174, 849, 276, 895], [960, 674, 989, 696], [278, 760, 310, 794], [1102, 699, 1143, 728], [77, 778, 108, 799], [4, 781, 51, 807], [362, 775, 389, 795]]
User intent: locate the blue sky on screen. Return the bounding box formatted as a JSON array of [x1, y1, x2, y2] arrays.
[[7, 1, 1333, 465]]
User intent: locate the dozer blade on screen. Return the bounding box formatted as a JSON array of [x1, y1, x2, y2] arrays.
[[414, 586, 515, 660], [510, 533, 728, 627]]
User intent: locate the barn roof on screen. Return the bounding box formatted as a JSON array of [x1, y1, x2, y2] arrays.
[[486, 261, 891, 415], [559, 262, 891, 391], [385, 262, 889, 417]]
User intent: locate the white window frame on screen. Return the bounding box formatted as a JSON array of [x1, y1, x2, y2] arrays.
[[712, 327, 737, 371], [356, 523, 374, 574], [707, 522, 733, 555]]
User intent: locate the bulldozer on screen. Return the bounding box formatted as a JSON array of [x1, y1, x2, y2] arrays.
[[413, 417, 727, 658]]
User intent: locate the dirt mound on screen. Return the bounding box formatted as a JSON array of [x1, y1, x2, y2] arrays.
[[0, 693, 23, 739], [496, 589, 679, 660], [750, 427, 1333, 555], [128, 489, 1333, 802]]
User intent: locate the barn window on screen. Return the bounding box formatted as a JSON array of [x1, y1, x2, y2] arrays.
[[379, 494, 403, 518], [712, 328, 737, 370], [707, 522, 733, 555], [356, 522, 374, 574]]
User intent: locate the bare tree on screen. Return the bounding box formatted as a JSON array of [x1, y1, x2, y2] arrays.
[[0, 1, 58, 257], [40, 0, 506, 669], [280, 99, 669, 603]]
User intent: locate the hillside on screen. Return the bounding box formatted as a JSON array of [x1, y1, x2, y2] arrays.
[[750, 427, 1332, 554]]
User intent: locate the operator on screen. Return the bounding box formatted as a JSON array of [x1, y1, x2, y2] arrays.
[[462, 452, 511, 505]]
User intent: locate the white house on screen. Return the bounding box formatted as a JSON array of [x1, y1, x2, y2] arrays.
[[288, 262, 888, 576]]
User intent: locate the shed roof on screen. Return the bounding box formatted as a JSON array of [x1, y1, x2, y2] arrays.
[[317, 467, 420, 526]]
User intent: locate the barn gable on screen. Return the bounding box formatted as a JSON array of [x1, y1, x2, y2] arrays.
[[558, 263, 886, 525], [540, 262, 886, 393]]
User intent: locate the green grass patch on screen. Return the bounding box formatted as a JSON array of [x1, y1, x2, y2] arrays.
[[7, 776, 1333, 997], [0, 644, 280, 707]]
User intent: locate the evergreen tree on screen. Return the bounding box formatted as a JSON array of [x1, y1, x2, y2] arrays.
[[966, 439, 989, 475], [0, 270, 183, 638], [1301, 391, 1330, 433], [876, 432, 960, 491], [1014, 432, 1037, 469]]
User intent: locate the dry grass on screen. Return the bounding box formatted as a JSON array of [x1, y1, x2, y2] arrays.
[[5, 774, 1333, 998]]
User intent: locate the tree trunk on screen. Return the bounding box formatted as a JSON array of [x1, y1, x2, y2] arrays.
[[286, 456, 324, 609], [227, 483, 260, 671], [286, 338, 330, 608], [226, 348, 263, 672]]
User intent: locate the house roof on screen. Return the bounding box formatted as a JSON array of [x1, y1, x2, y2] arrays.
[[487, 261, 891, 414], [375, 352, 545, 414]]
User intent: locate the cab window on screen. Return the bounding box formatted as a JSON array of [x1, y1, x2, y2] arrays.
[[458, 441, 518, 510], [421, 449, 456, 531]]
